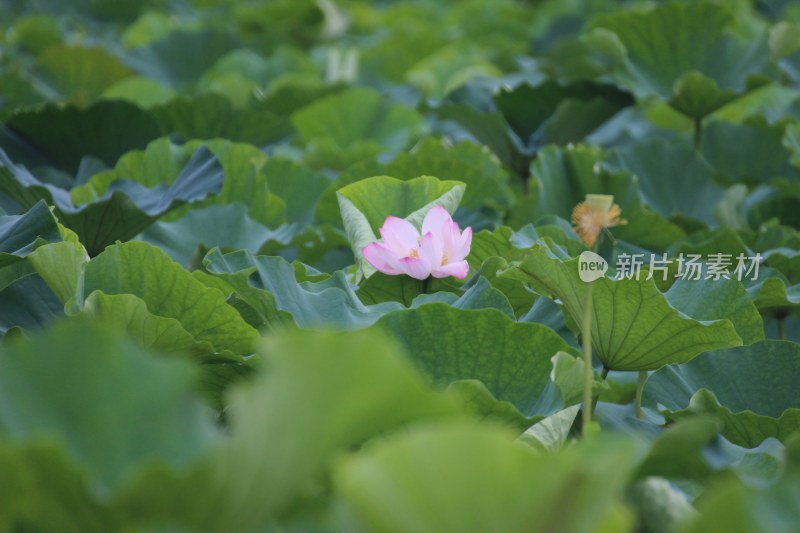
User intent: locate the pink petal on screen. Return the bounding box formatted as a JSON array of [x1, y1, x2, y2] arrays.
[[432, 260, 470, 279], [445, 221, 462, 259], [417, 232, 443, 269], [379, 216, 420, 255], [362, 242, 404, 275], [399, 257, 432, 280], [452, 226, 472, 261], [421, 205, 452, 237]]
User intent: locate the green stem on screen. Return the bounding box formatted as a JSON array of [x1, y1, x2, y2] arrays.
[[778, 316, 786, 340], [420, 276, 430, 295], [591, 366, 611, 413], [520, 154, 534, 197], [635, 370, 647, 420], [582, 283, 595, 438], [693, 117, 702, 150]]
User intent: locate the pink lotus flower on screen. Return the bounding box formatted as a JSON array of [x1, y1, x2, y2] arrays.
[[362, 205, 472, 280]]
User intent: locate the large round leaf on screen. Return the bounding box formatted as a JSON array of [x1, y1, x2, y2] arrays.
[[0, 200, 61, 291], [701, 117, 800, 185], [503, 245, 742, 371], [37, 45, 133, 104], [292, 87, 426, 170], [0, 320, 219, 494], [665, 276, 764, 346], [607, 139, 725, 225], [335, 424, 640, 533], [83, 241, 259, 358], [118, 328, 461, 531], [0, 146, 224, 256], [645, 340, 800, 447], [3, 100, 162, 174], [373, 303, 576, 416], [202, 248, 401, 329], [589, 2, 768, 99]]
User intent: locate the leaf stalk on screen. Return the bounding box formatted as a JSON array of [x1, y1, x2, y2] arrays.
[[582, 283, 594, 437]]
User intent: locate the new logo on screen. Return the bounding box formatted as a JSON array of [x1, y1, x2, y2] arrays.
[[578, 251, 608, 282]]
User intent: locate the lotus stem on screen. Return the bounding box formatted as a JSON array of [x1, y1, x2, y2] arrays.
[[635, 370, 647, 420], [693, 117, 702, 150], [591, 366, 610, 414], [582, 283, 594, 438]]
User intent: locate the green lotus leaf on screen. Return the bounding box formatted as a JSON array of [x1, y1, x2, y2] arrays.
[[12, 14, 61, 54], [406, 44, 502, 100], [100, 76, 176, 108], [0, 274, 63, 336], [140, 203, 279, 267], [0, 200, 61, 291], [589, 2, 768, 99], [0, 320, 219, 493], [763, 248, 800, 285], [115, 328, 461, 531], [292, 87, 426, 170], [668, 71, 740, 121], [151, 93, 291, 145], [645, 340, 800, 447], [335, 424, 640, 533], [503, 244, 742, 371], [712, 83, 800, 124], [82, 241, 259, 358], [446, 380, 542, 432], [437, 80, 631, 176], [494, 80, 631, 151], [745, 275, 800, 317], [37, 45, 133, 105], [373, 303, 577, 416], [202, 248, 400, 329], [634, 417, 722, 482], [681, 434, 800, 533], [316, 137, 513, 226], [2, 100, 161, 174], [607, 139, 725, 226], [701, 117, 800, 186], [1, 145, 224, 256], [27, 240, 88, 311], [123, 28, 240, 87], [664, 276, 764, 345]]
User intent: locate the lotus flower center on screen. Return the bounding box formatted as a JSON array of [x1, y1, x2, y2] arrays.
[[409, 249, 419, 259]]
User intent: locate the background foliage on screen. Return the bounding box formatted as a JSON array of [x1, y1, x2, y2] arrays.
[[2, 0, 800, 531]]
